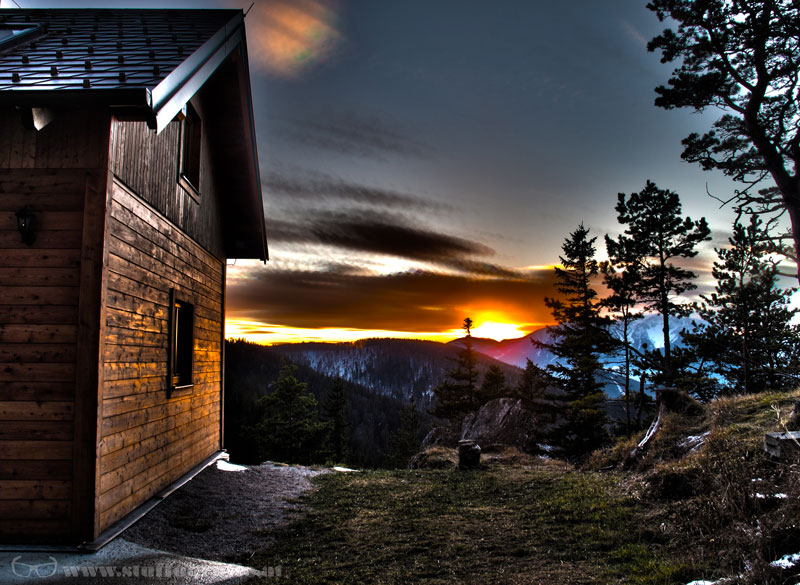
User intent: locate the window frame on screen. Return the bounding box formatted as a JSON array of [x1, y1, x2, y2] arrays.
[[177, 103, 202, 201], [167, 288, 194, 396]]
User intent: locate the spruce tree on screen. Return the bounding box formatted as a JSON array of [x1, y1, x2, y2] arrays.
[[614, 181, 710, 385], [388, 397, 420, 469], [602, 233, 645, 434], [322, 378, 350, 464], [432, 318, 479, 423], [477, 364, 508, 405], [538, 224, 612, 459], [516, 358, 559, 434], [683, 217, 800, 394], [242, 361, 330, 465]]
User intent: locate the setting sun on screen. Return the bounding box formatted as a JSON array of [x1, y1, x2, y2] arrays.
[[469, 321, 527, 341]]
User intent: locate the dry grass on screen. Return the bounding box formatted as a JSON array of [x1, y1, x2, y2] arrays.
[[630, 388, 800, 584], [246, 460, 693, 584], [239, 388, 800, 585]]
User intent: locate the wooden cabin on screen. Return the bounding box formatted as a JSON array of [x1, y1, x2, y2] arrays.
[[0, 8, 267, 545]]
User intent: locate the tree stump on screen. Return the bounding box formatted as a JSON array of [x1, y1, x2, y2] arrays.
[[458, 439, 481, 470]]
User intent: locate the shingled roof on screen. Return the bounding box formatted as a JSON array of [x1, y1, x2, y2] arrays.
[[0, 8, 268, 261]]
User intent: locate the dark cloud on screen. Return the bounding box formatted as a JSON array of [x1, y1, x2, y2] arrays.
[[266, 210, 521, 278], [263, 173, 449, 211], [227, 267, 557, 332], [275, 112, 434, 159]]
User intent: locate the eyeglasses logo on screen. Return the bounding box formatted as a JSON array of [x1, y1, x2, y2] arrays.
[[11, 556, 58, 579]]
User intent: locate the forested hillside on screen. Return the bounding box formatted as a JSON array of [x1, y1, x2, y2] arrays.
[[270, 338, 523, 407], [224, 339, 434, 468]]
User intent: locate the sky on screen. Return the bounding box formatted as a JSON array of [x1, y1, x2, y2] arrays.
[[6, 0, 774, 343]]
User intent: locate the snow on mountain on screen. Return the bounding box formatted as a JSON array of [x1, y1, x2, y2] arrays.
[[450, 314, 701, 399], [270, 338, 522, 406], [266, 315, 699, 404]]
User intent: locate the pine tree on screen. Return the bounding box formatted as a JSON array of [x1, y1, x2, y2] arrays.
[[538, 224, 612, 459], [647, 0, 800, 281], [477, 364, 508, 405], [322, 378, 350, 464], [516, 358, 559, 433], [387, 397, 420, 469], [602, 232, 645, 434], [614, 181, 710, 385], [682, 217, 800, 395], [432, 318, 479, 423], [242, 361, 331, 465]]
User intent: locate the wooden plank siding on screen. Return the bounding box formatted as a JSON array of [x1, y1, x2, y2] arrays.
[[0, 108, 111, 543], [0, 89, 229, 542], [95, 174, 224, 532], [110, 99, 225, 259]]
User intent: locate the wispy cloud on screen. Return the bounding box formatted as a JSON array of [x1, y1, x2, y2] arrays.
[[274, 112, 435, 159], [266, 207, 522, 278], [227, 266, 556, 333], [263, 173, 449, 211], [619, 20, 647, 48]]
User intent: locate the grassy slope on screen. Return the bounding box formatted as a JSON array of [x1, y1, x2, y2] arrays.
[[246, 459, 691, 584], [245, 389, 800, 585]]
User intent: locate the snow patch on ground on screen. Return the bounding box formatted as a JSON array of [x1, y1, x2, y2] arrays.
[[216, 460, 248, 472], [679, 431, 710, 452], [771, 552, 800, 569]]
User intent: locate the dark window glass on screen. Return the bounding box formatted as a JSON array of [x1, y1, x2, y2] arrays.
[[169, 291, 194, 391], [179, 104, 201, 193]]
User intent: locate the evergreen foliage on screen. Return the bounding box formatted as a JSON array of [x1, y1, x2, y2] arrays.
[[603, 231, 645, 433], [516, 359, 550, 407], [241, 361, 331, 465], [613, 181, 710, 385], [538, 224, 612, 459], [477, 364, 509, 405], [681, 217, 800, 396], [431, 318, 480, 423], [387, 397, 421, 469], [322, 378, 350, 464], [516, 358, 559, 431], [647, 0, 800, 280]]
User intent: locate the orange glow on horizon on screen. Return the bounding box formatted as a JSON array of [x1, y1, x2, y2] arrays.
[[226, 314, 550, 346], [225, 319, 460, 345]]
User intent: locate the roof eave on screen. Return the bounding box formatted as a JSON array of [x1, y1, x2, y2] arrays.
[[235, 30, 268, 262], [149, 11, 244, 133]]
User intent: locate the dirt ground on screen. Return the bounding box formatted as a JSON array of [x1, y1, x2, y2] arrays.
[[122, 461, 328, 563]]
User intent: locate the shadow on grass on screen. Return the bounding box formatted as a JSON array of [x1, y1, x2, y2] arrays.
[[245, 462, 695, 585]]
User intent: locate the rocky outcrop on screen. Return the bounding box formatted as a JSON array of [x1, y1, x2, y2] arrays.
[[459, 397, 538, 453], [421, 426, 460, 450], [421, 397, 539, 454]]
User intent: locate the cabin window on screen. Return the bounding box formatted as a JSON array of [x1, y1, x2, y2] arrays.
[[178, 103, 202, 198], [168, 289, 194, 393]]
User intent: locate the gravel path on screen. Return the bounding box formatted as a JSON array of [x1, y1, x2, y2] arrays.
[[122, 461, 329, 563]]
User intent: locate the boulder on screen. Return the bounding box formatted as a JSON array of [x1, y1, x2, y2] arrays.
[[459, 397, 538, 453], [408, 447, 458, 470], [421, 426, 460, 450]]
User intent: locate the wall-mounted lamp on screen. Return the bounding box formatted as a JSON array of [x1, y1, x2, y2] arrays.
[[15, 206, 35, 246]]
